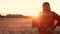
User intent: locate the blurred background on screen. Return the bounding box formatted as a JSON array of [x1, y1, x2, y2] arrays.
[[0, 0, 60, 34]]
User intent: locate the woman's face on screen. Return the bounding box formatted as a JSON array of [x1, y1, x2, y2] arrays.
[[43, 4, 50, 12]]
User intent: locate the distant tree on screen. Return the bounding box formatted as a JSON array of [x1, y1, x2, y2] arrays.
[[0, 14, 1, 16]]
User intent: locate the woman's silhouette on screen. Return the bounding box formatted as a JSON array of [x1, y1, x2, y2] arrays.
[[32, 2, 60, 34]]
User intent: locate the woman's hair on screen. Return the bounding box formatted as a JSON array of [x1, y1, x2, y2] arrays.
[[43, 2, 50, 6]]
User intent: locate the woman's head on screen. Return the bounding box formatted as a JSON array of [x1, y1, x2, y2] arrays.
[[43, 2, 51, 12]]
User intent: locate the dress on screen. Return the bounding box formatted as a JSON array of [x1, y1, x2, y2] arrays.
[[32, 11, 59, 34]]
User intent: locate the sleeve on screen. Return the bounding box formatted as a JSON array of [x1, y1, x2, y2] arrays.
[[53, 12, 60, 28], [54, 16, 60, 29], [56, 16, 60, 26]]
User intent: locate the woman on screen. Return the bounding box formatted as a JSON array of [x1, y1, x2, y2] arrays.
[[32, 2, 60, 34]]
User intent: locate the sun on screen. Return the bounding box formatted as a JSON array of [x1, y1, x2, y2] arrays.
[[19, 11, 39, 17], [32, 14, 38, 17], [31, 12, 39, 17]]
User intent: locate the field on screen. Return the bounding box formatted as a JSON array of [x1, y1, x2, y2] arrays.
[[0, 18, 60, 34]]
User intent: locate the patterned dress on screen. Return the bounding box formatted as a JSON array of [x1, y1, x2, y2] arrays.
[[32, 11, 59, 34]]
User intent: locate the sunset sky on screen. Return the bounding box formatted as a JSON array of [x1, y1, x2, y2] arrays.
[[0, 0, 60, 16]]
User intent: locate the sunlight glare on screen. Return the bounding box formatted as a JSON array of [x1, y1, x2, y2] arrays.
[[32, 12, 39, 17]]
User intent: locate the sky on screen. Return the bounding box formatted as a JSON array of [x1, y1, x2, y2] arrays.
[[0, 0, 60, 16]]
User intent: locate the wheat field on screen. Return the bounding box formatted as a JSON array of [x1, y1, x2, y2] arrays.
[[0, 18, 60, 34]]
